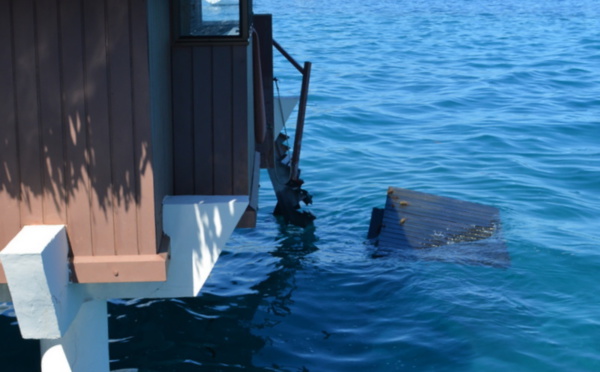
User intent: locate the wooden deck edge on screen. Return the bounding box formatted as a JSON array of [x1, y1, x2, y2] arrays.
[[1, 236, 171, 285], [70, 235, 171, 284], [71, 252, 169, 284], [2, 254, 169, 285]]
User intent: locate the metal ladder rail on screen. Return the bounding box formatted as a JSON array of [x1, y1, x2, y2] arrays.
[[273, 39, 312, 183]]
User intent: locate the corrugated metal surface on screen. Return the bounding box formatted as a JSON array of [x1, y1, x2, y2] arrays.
[[371, 187, 509, 267]]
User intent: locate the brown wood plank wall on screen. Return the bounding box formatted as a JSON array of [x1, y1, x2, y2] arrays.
[[147, 0, 174, 251], [0, 0, 159, 282], [212, 47, 234, 194], [37, 0, 66, 225], [172, 44, 252, 197], [0, 1, 20, 281], [254, 15, 275, 169], [60, 0, 94, 256], [192, 47, 214, 195], [13, 0, 44, 227], [83, 0, 115, 256], [130, 0, 157, 256], [106, 0, 139, 256], [232, 46, 251, 195], [172, 47, 195, 195]]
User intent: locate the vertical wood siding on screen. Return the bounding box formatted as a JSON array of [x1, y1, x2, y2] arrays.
[[131, 0, 157, 256], [212, 47, 235, 194], [172, 47, 195, 194], [0, 0, 20, 282], [0, 0, 160, 281], [13, 0, 45, 227], [254, 15, 275, 169], [172, 44, 252, 197], [192, 47, 214, 195], [147, 0, 174, 251], [83, 0, 115, 256], [60, 0, 94, 256], [232, 45, 251, 196], [37, 0, 67, 226]]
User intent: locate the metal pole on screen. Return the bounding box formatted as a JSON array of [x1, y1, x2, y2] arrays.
[[273, 39, 305, 74], [289, 61, 311, 183]]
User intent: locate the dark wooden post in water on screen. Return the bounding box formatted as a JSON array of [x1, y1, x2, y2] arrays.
[[266, 40, 315, 226], [289, 61, 312, 183]]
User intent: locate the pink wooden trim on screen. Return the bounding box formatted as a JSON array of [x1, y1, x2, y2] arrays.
[[0, 255, 168, 285], [71, 252, 169, 284]]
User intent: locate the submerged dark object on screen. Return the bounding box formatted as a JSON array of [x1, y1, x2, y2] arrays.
[[369, 187, 509, 268], [268, 133, 315, 227], [263, 42, 314, 228]]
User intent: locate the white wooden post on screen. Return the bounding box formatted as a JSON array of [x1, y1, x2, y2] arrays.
[[40, 300, 109, 372]]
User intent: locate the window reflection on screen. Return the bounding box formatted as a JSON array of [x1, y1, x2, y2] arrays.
[[178, 0, 242, 37]]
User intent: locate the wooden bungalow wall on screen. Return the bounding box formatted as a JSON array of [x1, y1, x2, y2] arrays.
[[0, 0, 163, 282], [254, 15, 276, 169], [148, 0, 174, 252], [172, 44, 255, 198]]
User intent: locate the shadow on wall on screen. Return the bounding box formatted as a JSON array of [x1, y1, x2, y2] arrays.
[[0, 0, 154, 249]]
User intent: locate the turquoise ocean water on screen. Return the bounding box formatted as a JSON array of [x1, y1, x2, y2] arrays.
[[2, 0, 599, 371]]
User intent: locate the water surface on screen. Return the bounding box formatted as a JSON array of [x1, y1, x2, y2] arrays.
[[3, 0, 599, 371]]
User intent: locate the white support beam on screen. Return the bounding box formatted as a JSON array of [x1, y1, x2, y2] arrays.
[[273, 96, 298, 134], [0, 225, 84, 339], [40, 300, 109, 372]]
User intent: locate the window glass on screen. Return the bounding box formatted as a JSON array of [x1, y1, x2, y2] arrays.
[[178, 0, 241, 37]]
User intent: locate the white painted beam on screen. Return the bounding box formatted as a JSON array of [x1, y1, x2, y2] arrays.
[[0, 225, 83, 339], [40, 300, 109, 372], [274, 96, 298, 134]]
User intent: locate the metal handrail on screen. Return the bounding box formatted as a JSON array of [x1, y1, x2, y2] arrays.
[[272, 39, 312, 183], [273, 40, 305, 74]]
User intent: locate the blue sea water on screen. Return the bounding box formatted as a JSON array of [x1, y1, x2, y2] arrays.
[[2, 0, 600, 371]]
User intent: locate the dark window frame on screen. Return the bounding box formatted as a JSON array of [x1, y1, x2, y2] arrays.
[[172, 0, 253, 46]]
